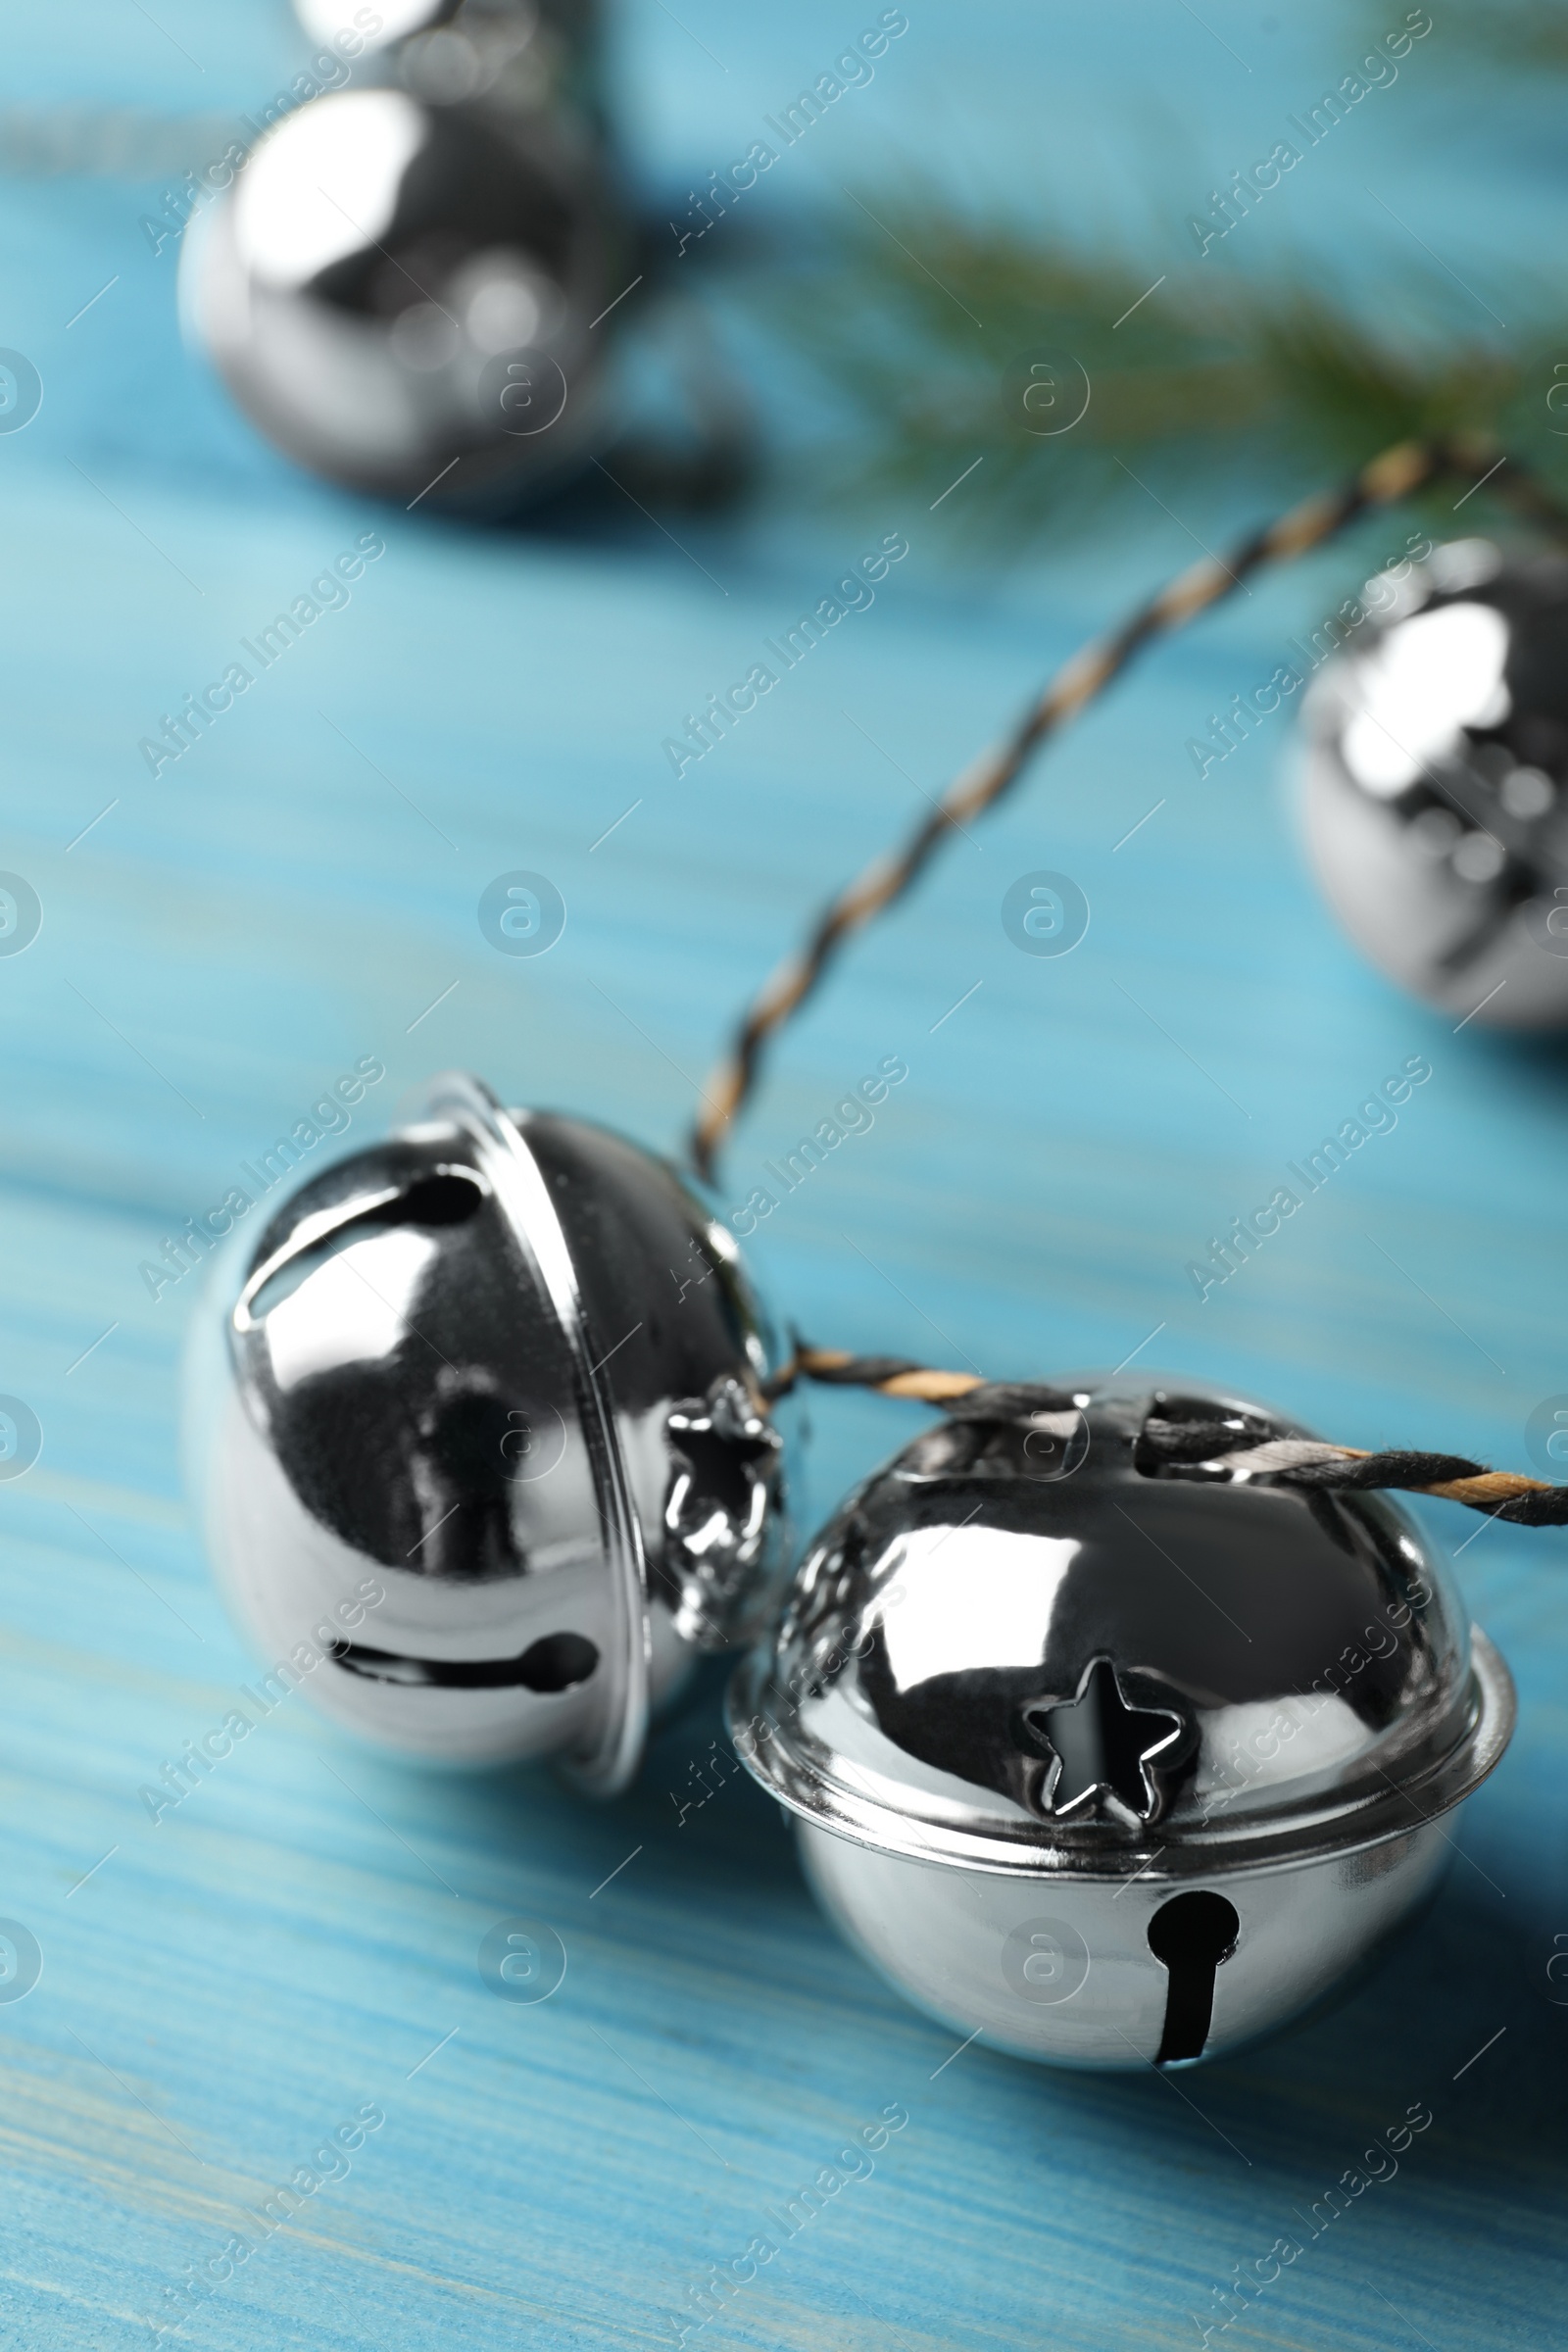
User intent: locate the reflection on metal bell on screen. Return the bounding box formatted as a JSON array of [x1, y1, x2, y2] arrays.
[[730, 1372, 1513, 2069], [1301, 538, 1568, 1024], [184, 1073, 796, 1790], [182, 0, 629, 509]]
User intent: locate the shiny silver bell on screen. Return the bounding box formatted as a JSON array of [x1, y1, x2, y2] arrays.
[[184, 1073, 796, 1790], [182, 1, 628, 508], [1301, 537, 1568, 1025], [730, 1371, 1513, 2069]]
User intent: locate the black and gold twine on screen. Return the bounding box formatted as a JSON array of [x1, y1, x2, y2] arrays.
[[696, 431, 1568, 1534], [769, 1349, 1568, 1528], [691, 432, 1568, 1177]]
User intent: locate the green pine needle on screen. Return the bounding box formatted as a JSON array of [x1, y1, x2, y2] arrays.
[[1358, 0, 1568, 68], [762, 197, 1560, 546]]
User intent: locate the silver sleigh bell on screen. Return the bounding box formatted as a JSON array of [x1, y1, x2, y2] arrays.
[[1301, 537, 1568, 1025], [183, 1072, 796, 1790], [730, 1371, 1513, 2070], [182, 0, 629, 510]]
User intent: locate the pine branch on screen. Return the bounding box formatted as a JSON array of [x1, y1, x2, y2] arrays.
[[1350, 0, 1568, 69], [760, 197, 1560, 545]]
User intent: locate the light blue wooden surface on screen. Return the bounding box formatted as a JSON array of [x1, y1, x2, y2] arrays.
[[1, 6, 1564, 2348]]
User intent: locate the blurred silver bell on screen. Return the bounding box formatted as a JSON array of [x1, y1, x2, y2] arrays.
[[182, 1, 629, 509], [1301, 538, 1568, 1025], [731, 1370, 1512, 2070], [185, 1072, 796, 1790]]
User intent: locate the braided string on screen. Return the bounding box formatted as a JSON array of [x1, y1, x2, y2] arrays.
[[768, 1349, 1568, 1527], [1136, 1415, 1568, 1526], [689, 430, 1536, 1180], [720, 440, 1568, 1534]]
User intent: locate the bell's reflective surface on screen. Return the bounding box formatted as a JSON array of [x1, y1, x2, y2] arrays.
[[1301, 538, 1568, 1025], [183, 0, 628, 509], [731, 1372, 1513, 2069], [185, 1073, 794, 1789]]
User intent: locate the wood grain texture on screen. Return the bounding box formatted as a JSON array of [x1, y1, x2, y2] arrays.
[[0, 6, 1562, 2347]]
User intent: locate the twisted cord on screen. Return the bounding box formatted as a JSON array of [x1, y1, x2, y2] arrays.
[[1139, 1417, 1568, 1526], [767, 1345, 995, 1404], [725, 440, 1568, 1526], [770, 1349, 1568, 1527], [689, 430, 1528, 1181]]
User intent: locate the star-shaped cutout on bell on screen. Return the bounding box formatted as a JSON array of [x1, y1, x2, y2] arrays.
[[1026, 1656, 1186, 1823]]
